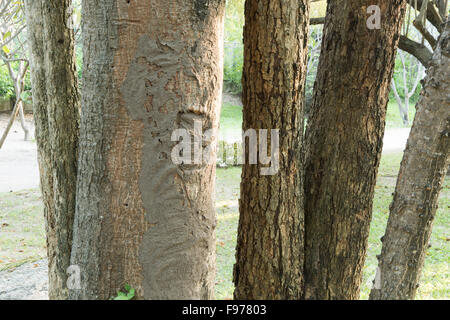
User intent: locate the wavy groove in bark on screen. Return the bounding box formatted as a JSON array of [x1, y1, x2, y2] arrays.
[[70, 0, 225, 300]]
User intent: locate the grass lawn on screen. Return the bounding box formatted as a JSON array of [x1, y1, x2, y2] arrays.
[[215, 158, 449, 300], [218, 103, 243, 142], [0, 190, 46, 271], [385, 101, 417, 130]]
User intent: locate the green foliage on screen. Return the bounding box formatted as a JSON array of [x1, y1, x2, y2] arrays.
[[223, 0, 244, 93], [390, 52, 423, 104], [112, 284, 135, 300], [223, 42, 243, 93], [0, 63, 32, 100], [0, 65, 14, 98]]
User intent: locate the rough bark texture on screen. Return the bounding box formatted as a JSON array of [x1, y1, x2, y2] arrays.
[[69, 0, 225, 300], [24, 0, 80, 300], [233, 0, 309, 299], [370, 18, 450, 300], [303, 0, 407, 300]]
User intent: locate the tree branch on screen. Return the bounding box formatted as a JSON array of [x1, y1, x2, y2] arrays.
[[399, 35, 433, 66], [414, 0, 444, 32], [309, 17, 433, 67]]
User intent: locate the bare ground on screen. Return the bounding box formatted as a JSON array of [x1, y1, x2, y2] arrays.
[[0, 113, 39, 193]]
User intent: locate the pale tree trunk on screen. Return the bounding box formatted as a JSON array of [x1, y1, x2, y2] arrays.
[[5, 60, 30, 141], [391, 51, 424, 126], [17, 101, 29, 140], [391, 80, 410, 125], [370, 18, 450, 300], [233, 0, 309, 299], [0, 95, 22, 149], [303, 1, 407, 300], [16, 61, 29, 141], [24, 0, 80, 300], [69, 0, 225, 300]]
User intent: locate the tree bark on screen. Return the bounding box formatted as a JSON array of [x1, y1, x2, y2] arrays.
[[69, 0, 225, 300], [303, 1, 407, 300], [24, 0, 80, 300], [233, 0, 309, 299], [370, 18, 450, 300]]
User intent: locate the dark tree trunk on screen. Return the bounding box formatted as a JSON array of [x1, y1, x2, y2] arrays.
[[24, 0, 80, 300], [303, 1, 407, 300], [233, 0, 309, 299], [370, 18, 450, 300], [69, 0, 225, 300]]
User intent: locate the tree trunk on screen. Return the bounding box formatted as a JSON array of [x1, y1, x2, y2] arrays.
[[303, 1, 406, 300], [233, 0, 309, 299], [17, 102, 29, 141], [69, 0, 225, 300], [370, 18, 450, 300], [24, 0, 80, 300]]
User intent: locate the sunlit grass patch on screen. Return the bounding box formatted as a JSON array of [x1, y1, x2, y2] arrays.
[[0, 189, 46, 271]]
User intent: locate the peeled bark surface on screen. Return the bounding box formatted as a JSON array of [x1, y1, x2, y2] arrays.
[[370, 18, 450, 300], [233, 0, 309, 299], [70, 0, 225, 300], [24, 0, 80, 300], [303, 1, 406, 300]]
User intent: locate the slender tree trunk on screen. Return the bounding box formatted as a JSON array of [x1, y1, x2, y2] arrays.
[[25, 0, 80, 300], [233, 0, 309, 299], [0, 96, 22, 149], [370, 18, 450, 300], [303, 1, 406, 300], [70, 0, 225, 300], [17, 102, 29, 141], [6, 61, 30, 141]]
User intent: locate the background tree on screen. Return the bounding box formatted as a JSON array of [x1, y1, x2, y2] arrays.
[[233, 0, 309, 299], [303, 0, 407, 300], [370, 17, 449, 301], [390, 50, 424, 125], [24, 0, 80, 299], [304, 25, 323, 119], [0, 0, 30, 144], [69, 0, 225, 300], [223, 0, 245, 94]]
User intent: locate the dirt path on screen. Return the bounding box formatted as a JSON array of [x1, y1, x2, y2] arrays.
[[0, 114, 39, 193]]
